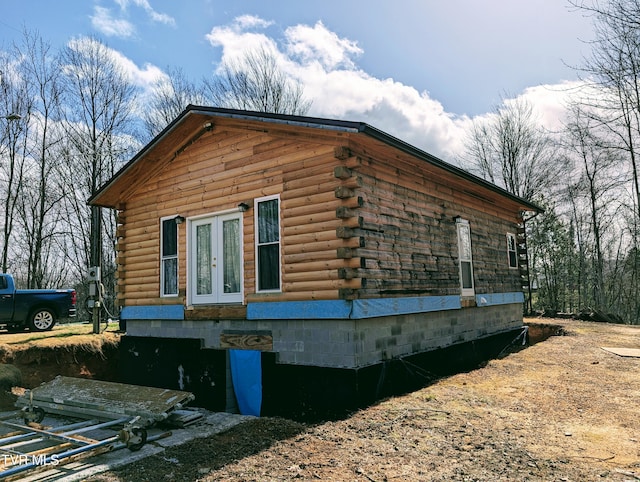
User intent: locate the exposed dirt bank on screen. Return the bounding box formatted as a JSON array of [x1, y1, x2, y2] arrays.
[[0, 323, 120, 408]]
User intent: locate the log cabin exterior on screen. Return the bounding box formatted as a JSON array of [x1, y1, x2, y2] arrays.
[[89, 105, 540, 415]]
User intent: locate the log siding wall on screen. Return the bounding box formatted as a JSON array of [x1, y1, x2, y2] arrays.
[[115, 126, 523, 311], [334, 149, 523, 300]]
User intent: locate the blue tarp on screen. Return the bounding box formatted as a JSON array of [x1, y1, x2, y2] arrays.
[[229, 349, 262, 416]]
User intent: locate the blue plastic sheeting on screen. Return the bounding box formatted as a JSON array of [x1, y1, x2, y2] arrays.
[[229, 350, 262, 416], [120, 305, 184, 320], [476, 292, 524, 307], [247, 299, 352, 319]]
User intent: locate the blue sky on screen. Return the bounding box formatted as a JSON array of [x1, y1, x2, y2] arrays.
[[1, 0, 595, 159]]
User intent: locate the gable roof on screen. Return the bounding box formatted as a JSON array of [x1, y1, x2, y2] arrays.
[[88, 104, 541, 213]]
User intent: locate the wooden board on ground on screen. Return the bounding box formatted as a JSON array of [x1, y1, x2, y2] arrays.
[[601, 346, 640, 358]]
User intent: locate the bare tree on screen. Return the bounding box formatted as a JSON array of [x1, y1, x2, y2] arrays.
[[58, 36, 137, 316], [204, 46, 311, 115], [562, 105, 625, 312], [12, 31, 67, 288], [570, 0, 640, 323], [463, 96, 561, 202], [0, 49, 31, 275], [571, 0, 640, 223], [143, 66, 208, 139]]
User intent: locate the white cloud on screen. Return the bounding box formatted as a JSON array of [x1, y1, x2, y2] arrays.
[[127, 0, 176, 26], [92, 1, 175, 37], [285, 21, 362, 70], [91, 6, 135, 38], [205, 16, 277, 66], [206, 16, 469, 159], [204, 15, 582, 162]]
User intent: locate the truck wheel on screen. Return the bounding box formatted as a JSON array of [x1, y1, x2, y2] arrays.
[[29, 308, 56, 331]]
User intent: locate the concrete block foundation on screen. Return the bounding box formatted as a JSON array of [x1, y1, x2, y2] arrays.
[[119, 303, 524, 418]]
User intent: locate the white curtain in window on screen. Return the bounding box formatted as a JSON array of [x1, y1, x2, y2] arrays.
[[223, 218, 240, 293]]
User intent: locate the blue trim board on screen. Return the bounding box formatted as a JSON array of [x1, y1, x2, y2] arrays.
[[247, 299, 352, 320], [120, 305, 185, 320], [476, 292, 524, 306], [350, 296, 461, 319], [247, 295, 461, 320]]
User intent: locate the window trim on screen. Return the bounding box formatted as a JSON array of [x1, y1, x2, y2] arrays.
[[507, 233, 518, 269], [456, 218, 475, 297], [254, 194, 282, 293], [160, 216, 179, 297]]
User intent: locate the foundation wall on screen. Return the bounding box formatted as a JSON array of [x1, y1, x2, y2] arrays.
[[124, 303, 522, 369]]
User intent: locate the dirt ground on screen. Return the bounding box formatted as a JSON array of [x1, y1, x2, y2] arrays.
[[74, 318, 639, 482]]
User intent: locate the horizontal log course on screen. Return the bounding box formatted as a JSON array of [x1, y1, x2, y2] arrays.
[[116, 239, 157, 253], [283, 236, 362, 256], [283, 153, 341, 178], [252, 137, 293, 155], [285, 229, 346, 246], [347, 287, 453, 299], [282, 278, 361, 292], [121, 275, 158, 288], [284, 194, 363, 212], [284, 252, 359, 267], [282, 218, 356, 237], [284, 257, 360, 273], [118, 267, 159, 279], [283, 168, 337, 192], [282, 208, 342, 228], [123, 297, 185, 306], [246, 289, 339, 302], [284, 179, 341, 201], [284, 269, 341, 283], [337, 267, 441, 281], [282, 190, 338, 209], [283, 199, 342, 220]]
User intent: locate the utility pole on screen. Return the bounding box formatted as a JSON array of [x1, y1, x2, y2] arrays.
[[89, 205, 102, 334]]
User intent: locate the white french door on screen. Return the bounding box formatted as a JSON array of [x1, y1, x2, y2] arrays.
[[190, 212, 243, 304]]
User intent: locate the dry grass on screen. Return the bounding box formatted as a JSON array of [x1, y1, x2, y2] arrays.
[[0, 323, 121, 356]]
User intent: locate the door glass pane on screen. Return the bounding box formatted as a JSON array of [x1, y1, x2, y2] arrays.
[[458, 224, 471, 260], [461, 261, 473, 289], [163, 258, 178, 295], [258, 244, 279, 290], [223, 218, 240, 293], [196, 224, 212, 295], [162, 219, 177, 256], [258, 199, 279, 243]]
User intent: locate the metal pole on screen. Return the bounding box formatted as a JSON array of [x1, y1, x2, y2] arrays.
[[90, 205, 102, 334]]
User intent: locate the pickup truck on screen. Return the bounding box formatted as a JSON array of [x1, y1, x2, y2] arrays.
[[0, 274, 77, 332]]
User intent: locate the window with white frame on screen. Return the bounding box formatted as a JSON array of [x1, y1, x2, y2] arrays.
[[456, 218, 475, 297], [507, 233, 518, 269], [161, 217, 178, 296], [255, 195, 281, 291]]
